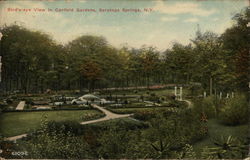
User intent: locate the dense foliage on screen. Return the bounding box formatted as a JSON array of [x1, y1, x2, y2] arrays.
[[7, 109, 208, 159], [193, 93, 249, 126], [0, 8, 248, 94], [193, 96, 218, 119], [202, 135, 249, 159], [219, 94, 248, 125]]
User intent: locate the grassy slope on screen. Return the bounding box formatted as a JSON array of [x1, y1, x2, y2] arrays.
[[0, 110, 103, 137], [193, 119, 248, 155], [110, 107, 178, 114]]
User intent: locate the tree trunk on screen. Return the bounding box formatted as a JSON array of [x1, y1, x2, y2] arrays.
[[146, 74, 149, 89], [79, 77, 82, 92], [210, 76, 213, 96], [40, 78, 44, 93], [126, 76, 129, 87]]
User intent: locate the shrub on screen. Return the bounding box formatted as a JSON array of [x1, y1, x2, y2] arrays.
[[142, 110, 207, 158], [25, 126, 92, 159], [176, 110, 208, 143], [28, 120, 85, 137], [23, 98, 34, 105], [201, 136, 248, 159], [5, 98, 13, 104], [193, 96, 218, 119], [165, 94, 176, 101], [150, 93, 156, 97], [160, 100, 187, 108], [133, 110, 157, 121], [0, 102, 8, 112], [147, 93, 160, 102], [169, 100, 186, 108], [10, 95, 18, 100], [219, 94, 248, 125], [88, 118, 148, 131]]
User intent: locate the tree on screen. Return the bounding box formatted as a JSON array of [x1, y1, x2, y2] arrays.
[[66, 35, 124, 91], [66, 35, 108, 91], [221, 7, 249, 92], [140, 46, 159, 88], [0, 25, 59, 93], [163, 43, 195, 84], [81, 60, 103, 92], [191, 31, 228, 94]]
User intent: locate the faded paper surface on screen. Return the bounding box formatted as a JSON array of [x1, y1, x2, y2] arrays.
[[0, 0, 249, 159]]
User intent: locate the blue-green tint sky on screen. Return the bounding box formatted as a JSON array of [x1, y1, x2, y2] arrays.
[[0, 0, 248, 50]]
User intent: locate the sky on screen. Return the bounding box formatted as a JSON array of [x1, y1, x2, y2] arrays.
[[0, 0, 248, 51]]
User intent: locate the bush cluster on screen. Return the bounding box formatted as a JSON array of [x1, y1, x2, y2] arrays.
[[219, 94, 248, 125], [4, 108, 209, 159], [193, 96, 218, 119], [46, 121, 84, 136], [167, 100, 187, 108]]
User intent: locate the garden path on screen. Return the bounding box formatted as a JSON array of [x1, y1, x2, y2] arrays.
[[179, 99, 192, 108], [5, 104, 133, 141], [16, 101, 25, 110], [80, 104, 133, 125], [5, 134, 27, 142]]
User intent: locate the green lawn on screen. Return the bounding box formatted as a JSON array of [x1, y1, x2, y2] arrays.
[[110, 107, 178, 114], [102, 88, 188, 99], [193, 119, 248, 155], [146, 89, 174, 96], [0, 110, 104, 137]]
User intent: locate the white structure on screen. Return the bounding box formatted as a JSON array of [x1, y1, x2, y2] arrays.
[[71, 94, 113, 105], [219, 92, 222, 99], [174, 86, 183, 100], [203, 91, 206, 98], [226, 93, 230, 99], [174, 86, 177, 96], [247, 22, 250, 27], [231, 92, 234, 98]]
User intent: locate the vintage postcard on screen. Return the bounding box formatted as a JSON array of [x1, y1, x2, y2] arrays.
[[0, 0, 249, 159]]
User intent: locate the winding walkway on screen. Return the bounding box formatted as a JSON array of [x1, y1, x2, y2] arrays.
[[180, 99, 192, 108], [5, 88, 192, 141], [5, 104, 133, 141], [5, 134, 27, 142], [80, 104, 133, 125]]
